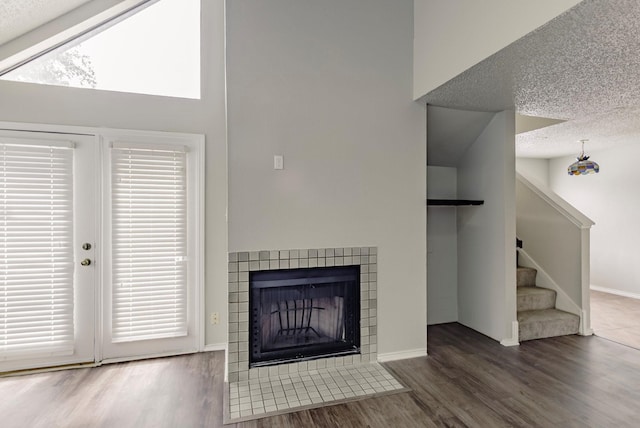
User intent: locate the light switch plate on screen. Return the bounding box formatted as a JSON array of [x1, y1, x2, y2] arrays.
[[274, 155, 284, 170]]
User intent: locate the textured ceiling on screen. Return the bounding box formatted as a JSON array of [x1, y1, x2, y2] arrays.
[[0, 0, 93, 46], [422, 0, 640, 159]]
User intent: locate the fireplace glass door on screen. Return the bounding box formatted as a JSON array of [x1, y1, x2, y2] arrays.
[[250, 265, 360, 367]]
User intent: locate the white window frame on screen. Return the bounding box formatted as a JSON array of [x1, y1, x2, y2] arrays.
[[0, 0, 201, 100], [0, 1, 160, 76]]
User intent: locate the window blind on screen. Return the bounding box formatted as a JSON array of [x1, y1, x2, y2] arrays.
[[111, 144, 188, 342], [0, 142, 75, 359]]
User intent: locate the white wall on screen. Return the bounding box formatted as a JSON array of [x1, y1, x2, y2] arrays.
[[226, 0, 427, 357], [0, 1, 229, 347], [550, 146, 640, 297], [516, 157, 550, 186], [457, 111, 516, 343], [427, 166, 458, 324], [413, 0, 582, 99]]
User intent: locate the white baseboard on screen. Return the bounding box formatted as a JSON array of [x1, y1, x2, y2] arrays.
[[500, 338, 520, 347], [377, 348, 427, 362], [101, 349, 198, 365], [591, 285, 640, 300], [500, 320, 520, 347], [203, 343, 227, 352]]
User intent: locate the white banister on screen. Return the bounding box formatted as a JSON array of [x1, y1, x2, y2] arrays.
[[516, 172, 594, 229]]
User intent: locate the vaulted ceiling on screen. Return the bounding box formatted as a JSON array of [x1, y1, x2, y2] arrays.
[[3, 1, 638, 162], [423, 0, 640, 160], [0, 0, 93, 45]]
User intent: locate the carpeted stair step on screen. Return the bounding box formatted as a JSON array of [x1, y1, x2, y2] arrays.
[[518, 309, 580, 341], [517, 266, 537, 287], [517, 286, 556, 311]]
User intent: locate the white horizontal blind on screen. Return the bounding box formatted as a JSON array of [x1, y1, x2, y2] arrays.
[[0, 142, 75, 359], [111, 144, 188, 342]]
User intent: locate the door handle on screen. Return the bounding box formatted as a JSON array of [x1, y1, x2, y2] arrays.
[[81, 258, 92, 266]]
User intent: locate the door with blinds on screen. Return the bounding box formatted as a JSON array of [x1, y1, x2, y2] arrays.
[[101, 135, 199, 361], [0, 131, 97, 373]]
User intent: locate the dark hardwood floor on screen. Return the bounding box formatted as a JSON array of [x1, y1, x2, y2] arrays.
[[3, 323, 640, 427]]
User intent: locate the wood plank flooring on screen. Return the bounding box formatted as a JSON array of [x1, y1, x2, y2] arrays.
[[3, 323, 640, 427], [591, 289, 640, 349]]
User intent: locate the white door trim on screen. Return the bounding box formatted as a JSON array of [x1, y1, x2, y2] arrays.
[[100, 129, 204, 360]]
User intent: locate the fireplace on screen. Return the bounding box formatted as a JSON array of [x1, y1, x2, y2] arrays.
[[250, 265, 360, 367], [227, 246, 377, 383], [225, 247, 406, 423]]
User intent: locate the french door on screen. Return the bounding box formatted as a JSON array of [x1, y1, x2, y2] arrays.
[[0, 130, 97, 373], [100, 132, 200, 361], [1, 128, 202, 372]]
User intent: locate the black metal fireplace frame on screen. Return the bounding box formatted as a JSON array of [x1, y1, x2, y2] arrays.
[[249, 265, 360, 367]]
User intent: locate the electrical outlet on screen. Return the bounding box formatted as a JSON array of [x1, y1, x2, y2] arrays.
[[210, 312, 220, 325]]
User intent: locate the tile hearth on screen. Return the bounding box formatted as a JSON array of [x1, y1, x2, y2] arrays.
[[225, 246, 408, 423], [224, 362, 407, 423]]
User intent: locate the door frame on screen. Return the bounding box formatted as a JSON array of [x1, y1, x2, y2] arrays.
[[98, 129, 205, 363], [0, 121, 205, 369]]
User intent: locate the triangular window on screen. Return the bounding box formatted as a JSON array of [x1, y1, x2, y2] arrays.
[[0, 0, 200, 99]]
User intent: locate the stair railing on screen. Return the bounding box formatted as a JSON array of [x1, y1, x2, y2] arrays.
[[516, 172, 594, 335]]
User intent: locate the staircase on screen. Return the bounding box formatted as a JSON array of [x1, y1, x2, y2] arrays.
[[517, 266, 580, 341]]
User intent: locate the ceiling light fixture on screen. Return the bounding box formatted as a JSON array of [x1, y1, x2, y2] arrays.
[[568, 139, 599, 176]]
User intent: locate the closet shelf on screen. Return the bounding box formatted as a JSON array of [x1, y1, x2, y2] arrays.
[[426, 199, 484, 207]]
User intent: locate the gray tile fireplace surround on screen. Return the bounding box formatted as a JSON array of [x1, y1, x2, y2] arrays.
[[227, 246, 378, 383], [224, 246, 408, 422]]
